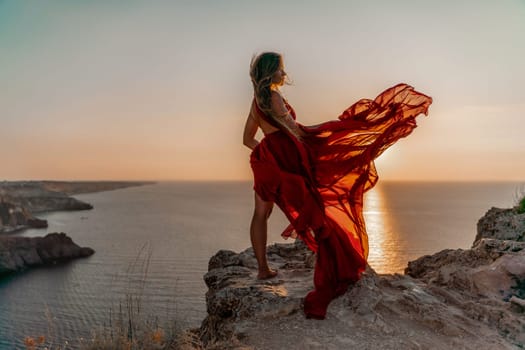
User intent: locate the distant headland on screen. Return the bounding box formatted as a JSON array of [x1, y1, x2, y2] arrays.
[[0, 180, 154, 233], [0, 180, 154, 275]]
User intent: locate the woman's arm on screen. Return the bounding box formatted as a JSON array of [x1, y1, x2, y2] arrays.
[[271, 92, 306, 138], [243, 109, 259, 150]]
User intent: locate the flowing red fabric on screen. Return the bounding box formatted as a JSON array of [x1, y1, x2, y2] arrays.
[[250, 83, 432, 319]]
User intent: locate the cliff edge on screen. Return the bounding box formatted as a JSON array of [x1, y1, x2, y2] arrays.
[[194, 206, 525, 349]]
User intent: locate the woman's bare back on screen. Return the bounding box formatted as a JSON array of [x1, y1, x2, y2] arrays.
[[250, 103, 280, 135]]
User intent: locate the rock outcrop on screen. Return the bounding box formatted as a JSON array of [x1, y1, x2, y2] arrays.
[[405, 238, 525, 345], [475, 206, 525, 243], [195, 207, 525, 349], [0, 232, 94, 275], [0, 196, 48, 232]]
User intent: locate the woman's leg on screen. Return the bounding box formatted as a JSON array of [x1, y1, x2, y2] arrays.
[[250, 192, 278, 279]]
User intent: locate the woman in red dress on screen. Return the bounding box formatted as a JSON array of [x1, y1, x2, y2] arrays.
[[242, 52, 432, 319]]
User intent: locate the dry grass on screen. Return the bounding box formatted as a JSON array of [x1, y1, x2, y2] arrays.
[[23, 242, 203, 350]]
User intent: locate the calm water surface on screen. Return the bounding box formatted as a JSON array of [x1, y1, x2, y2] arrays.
[[0, 181, 521, 348]]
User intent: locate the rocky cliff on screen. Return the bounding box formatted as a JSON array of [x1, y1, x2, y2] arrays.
[[475, 206, 525, 243], [0, 232, 94, 276], [195, 206, 525, 349], [0, 182, 94, 214], [0, 196, 48, 232]]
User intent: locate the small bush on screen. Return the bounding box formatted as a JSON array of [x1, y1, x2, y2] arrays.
[[514, 185, 525, 214], [518, 196, 525, 214]]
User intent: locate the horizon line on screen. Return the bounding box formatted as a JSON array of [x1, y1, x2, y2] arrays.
[[2, 179, 524, 184]]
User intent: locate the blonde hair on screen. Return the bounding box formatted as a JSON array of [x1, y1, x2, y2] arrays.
[[249, 52, 287, 118]]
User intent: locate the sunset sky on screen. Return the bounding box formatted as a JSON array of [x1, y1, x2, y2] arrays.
[[1, 0, 524, 181]]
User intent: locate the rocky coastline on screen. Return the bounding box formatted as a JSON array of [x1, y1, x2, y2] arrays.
[[0, 180, 153, 233], [194, 206, 525, 349], [0, 232, 95, 276], [0, 180, 153, 275]]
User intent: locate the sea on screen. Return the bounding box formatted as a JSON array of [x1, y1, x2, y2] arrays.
[[0, 181, 522, 349]]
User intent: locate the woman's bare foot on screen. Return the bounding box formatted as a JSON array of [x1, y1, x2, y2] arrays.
[[257, 268, 278, 280]]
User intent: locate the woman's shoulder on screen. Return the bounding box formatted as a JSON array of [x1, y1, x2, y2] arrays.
[[270, 90, 289, 116], [270, 89, 285, 102]]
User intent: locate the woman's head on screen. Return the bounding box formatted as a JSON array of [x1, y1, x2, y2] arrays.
[[250, 52, 285, 88], [250, 52, 287, 113]]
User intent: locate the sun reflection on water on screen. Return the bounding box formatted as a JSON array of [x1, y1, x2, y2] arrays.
[[363, 185, 403, 274]]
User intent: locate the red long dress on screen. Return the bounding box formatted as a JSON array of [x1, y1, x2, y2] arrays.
[[250, 83, 432, 319]]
